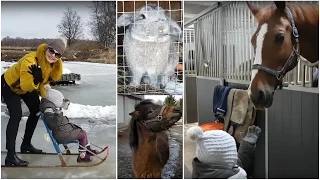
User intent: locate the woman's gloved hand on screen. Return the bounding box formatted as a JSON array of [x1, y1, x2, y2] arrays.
[[28, 64, 43, 85], [240, 125, 261, 145]]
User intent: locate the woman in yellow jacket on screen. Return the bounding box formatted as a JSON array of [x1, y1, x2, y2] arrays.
[[1, 37, 66, 166]]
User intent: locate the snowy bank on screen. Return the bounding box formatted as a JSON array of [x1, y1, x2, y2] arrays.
[[62, 103, 116, 119], [62, 68, 71, 74], [2, 102, 116, 121], [165, 82, 183, 95]]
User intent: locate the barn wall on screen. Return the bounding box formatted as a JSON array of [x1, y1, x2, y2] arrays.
[[267, 89, 319, 178], [192, 77, 319, 178]]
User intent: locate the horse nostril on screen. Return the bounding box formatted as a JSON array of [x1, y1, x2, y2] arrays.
[[259, 90, 265, 100], [251, 89, 274, 108], [264, 91, 273, 107], [257, 90, 266, 104]]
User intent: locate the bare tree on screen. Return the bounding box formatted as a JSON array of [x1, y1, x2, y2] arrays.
[[58, 7, 83, 46], [89, 1, 116, 49]]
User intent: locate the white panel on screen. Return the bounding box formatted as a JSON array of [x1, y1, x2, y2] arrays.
[[117, 96, 124, 124]]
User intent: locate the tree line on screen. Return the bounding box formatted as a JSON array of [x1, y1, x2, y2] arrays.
[[2, 1, 116, 49], [1, 37, 54, 48], [161, 95, 183, 112]]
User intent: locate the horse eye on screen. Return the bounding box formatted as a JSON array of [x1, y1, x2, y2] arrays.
[[140, 14, 146, 19], [149, 109, 154, 113], [275, 34, 284, 44]]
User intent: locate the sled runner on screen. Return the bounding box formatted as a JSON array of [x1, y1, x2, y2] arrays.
[[1, 114, 109, 168]]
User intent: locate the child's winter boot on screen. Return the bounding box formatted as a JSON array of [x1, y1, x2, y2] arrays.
[[77, 147, 92, 163], [85, 144, 98, 156]]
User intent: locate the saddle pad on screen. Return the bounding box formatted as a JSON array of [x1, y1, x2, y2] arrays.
[[230, 89, 250, 124], [233, 102, 256, 144], [224, 88, 257, 144], [224, 89, 236, 131]]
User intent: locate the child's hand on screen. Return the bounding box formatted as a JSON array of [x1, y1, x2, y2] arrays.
[[44, 84, 51, 91], [240, 125, 261, 145]]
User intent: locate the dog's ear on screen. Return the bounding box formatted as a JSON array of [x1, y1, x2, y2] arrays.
[[129, 110, 140, 118]]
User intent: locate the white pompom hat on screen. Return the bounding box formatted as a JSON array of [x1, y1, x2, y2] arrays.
[[187, 126, 238, 168], [44, 85, 64, 108]]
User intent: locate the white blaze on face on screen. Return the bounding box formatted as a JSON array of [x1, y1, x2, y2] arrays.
[[248, 23, 268, 94]]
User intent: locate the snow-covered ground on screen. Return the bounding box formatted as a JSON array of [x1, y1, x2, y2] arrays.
[[63, 67, 71, 74], [1, 61, 117, 119], [63, 103, 116, 120], [1, 61, 117, 178], [1, 61, 116, 76], [165, 81, 183, 95], [1, 101, 116, 122], [2, 61, 70, 75], [162, 136, 181, 179]]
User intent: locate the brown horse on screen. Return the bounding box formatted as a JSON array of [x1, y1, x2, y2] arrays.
[[247, 1, 319, 109], [129, 99, 182, 178]]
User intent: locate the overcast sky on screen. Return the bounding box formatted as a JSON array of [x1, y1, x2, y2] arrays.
[[1, 1, 93, 39]]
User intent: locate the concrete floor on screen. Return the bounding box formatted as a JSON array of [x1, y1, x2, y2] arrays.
[[183, 122, 198, 179]]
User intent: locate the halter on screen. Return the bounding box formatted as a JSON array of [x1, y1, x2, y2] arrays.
[[141, 105, 168, 132], [252, 7, 299, 90]]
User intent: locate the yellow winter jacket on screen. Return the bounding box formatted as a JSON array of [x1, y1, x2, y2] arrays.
[[4, 43, 63, 97]]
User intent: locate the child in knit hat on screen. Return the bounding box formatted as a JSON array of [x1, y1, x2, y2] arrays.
[[39, 86, 98, 163], [187, 125, 261, 179]]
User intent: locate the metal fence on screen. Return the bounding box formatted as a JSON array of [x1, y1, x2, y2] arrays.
[[185, 1, 318, 87], [184, 29, 196, 75], [117, 1, 183, 95]]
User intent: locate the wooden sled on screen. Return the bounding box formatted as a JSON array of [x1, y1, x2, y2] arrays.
[[1, 114, 110, 168]]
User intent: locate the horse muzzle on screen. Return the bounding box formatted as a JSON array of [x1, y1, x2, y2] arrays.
[[249, 88, 274, 109], [166, 107, 182, 126], [142, 107, 182, 132], [172, 107, 182, 118]]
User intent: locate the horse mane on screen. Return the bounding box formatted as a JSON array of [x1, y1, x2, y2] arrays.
[[288, 4, 319, 26], [129, 99, 171, 178], [129, 99, 155, 149], [129, 117, 138, 149], [255, 3, 319, 26], [134, 99, 155, 111]]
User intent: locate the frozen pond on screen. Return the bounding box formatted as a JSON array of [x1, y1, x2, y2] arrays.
[[1, 61, 117, 178]]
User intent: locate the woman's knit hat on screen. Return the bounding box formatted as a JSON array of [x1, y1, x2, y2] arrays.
[[47, 36, 67, 55], [187, 126, 238, 168]]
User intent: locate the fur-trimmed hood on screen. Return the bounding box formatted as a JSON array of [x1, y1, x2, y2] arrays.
[[4, 43, 63, 97], [36, 43, 63, 97]]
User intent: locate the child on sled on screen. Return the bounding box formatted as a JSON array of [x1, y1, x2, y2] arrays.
[[39, 86, 98, 163]]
